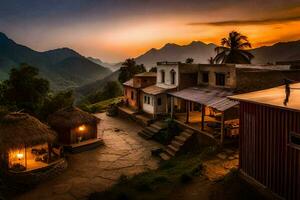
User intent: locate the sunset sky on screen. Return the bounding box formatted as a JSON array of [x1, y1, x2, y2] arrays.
[[1, 0, 300, 62]]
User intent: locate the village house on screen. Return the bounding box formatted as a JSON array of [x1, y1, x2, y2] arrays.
[[0, 113, 65, 174], [168, 63, 300, 144], [48, 106, 101, 152], [122, 72, 156, 112], [141, 62, 199, 118], [229, 83, 300, 200]]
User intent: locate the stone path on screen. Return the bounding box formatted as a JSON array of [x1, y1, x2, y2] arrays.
[[203, 149, 239, 181], [15, 113, 162, 200]]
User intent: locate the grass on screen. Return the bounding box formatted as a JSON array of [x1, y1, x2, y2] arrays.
[[80, 97, 123, 113], [89, 147, 217, 200]]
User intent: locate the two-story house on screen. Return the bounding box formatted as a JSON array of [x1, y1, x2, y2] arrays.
[[168, 63, 300, 144], [141, 62, 198, 118], [123, 72, 156, 111]]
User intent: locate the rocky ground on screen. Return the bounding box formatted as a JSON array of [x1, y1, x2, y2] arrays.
[[14, 113, 162, 200]]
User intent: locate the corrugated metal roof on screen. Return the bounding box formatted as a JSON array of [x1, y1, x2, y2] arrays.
[[169, 87, 238, 111], [229, 83, 300, 112]]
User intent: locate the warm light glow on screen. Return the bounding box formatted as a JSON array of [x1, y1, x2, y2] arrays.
[[16, 153, 24, 160], [78, 125, 86, 132]]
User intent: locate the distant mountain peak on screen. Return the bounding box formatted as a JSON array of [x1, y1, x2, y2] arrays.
[[163, 43, 179, 48], [0, 32, 13, 44]]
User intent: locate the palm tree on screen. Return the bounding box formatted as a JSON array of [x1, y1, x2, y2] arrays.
[[208, 57, 215, 64], [185, 58, 194, 64], [214, 31, 254, 64]]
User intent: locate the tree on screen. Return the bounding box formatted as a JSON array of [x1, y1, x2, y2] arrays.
[[84, 81, 123, 104], [2, 64, 50, 114], [149, 67, 157, 72], [185, 58, 194, 64], [118, 58, 146, 83], [214, 31, 254, 64], [39, 90, 74, 119], [208, 57, 215, 64]]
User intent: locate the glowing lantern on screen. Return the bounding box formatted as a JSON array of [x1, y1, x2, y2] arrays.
[[78, 125, 86, 132], [16, 153, 24, 160]]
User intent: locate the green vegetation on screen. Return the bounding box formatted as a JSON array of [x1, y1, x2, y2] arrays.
[[89, 147, 218, 200], [0, 64, 74, 119], [118, 58, 146, 83], [214, 31, 254, 64], [153, 118, 182, 145], [80, 97, 123, 113], [81, 81, 123, 105]]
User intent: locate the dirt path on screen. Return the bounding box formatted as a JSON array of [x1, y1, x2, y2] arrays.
[[15, 113, 162, 200]]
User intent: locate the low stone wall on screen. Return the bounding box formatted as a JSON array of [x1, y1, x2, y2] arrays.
[[1, 158, 68, 193]]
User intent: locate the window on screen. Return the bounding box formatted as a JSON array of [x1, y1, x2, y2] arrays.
[[157, 97, 162, 106], [202, 72, 209, 83], [289, 132, 300, 150], [215, 73, 225, 86], [161, 70, 165, 83], [131, 91, 134, 100], [147, 96, 150, 104], [170, 69, 176, 85], [144, 95, 147, 103]]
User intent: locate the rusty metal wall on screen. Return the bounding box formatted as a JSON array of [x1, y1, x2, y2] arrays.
[[240, 102, 300, 200]]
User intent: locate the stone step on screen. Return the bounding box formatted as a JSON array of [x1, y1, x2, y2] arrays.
[[167, 144, 179, 153], [166, 148, 176, 156], [150, 123, 165, 130], [171, 140, 184, 148], [185, 129, 194, 134], [181, 131, 193, 138], [160, 152, 171, 161], [175, 135, 188, 143], [145, 126, 160, 133], [138, 130, 153, 139]]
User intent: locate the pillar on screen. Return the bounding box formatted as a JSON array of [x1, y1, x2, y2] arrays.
[[186, 101, 190, 123], [201, 105, 205, 131], [220, 112, 225, 145], [171, 96, 174, 119]]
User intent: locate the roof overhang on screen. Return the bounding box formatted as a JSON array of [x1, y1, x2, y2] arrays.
[[169, 87, 239, 111]]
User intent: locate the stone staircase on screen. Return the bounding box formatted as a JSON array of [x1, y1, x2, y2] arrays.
[[138, 121, 167, 140], [159, 129, 194, 160]]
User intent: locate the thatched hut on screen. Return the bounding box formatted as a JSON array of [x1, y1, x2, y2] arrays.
[[48, 107, 101, 151], [0, 113, 62, 173]]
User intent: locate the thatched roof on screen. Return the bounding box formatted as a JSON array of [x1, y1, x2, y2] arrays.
[[48, 107, 100, 129], [0, 113, 57, 151]]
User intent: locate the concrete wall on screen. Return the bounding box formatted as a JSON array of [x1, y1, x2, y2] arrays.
[[198, 64, 237, 89], [156, 64, 179, 87], [155, 94, 167, 114], [124, 86, 138, 109], [142, 93, 154, 114], [133, 76, 156, 88], [236, 69, 300, 93]]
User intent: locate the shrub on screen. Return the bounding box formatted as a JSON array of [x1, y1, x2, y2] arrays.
[[180, 173, 193, 184], [117, 174, 129, 185]]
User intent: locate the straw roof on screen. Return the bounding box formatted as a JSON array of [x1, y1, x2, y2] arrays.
[[0, 113, 57, 151], [48, 106, 100, 129]]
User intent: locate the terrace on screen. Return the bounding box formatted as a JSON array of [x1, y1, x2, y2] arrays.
[[169, 87, 240, 144]]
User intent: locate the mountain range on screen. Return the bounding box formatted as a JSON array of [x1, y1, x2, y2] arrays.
[[0, 32, 111, 91], [132, 40, 300, 67]]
